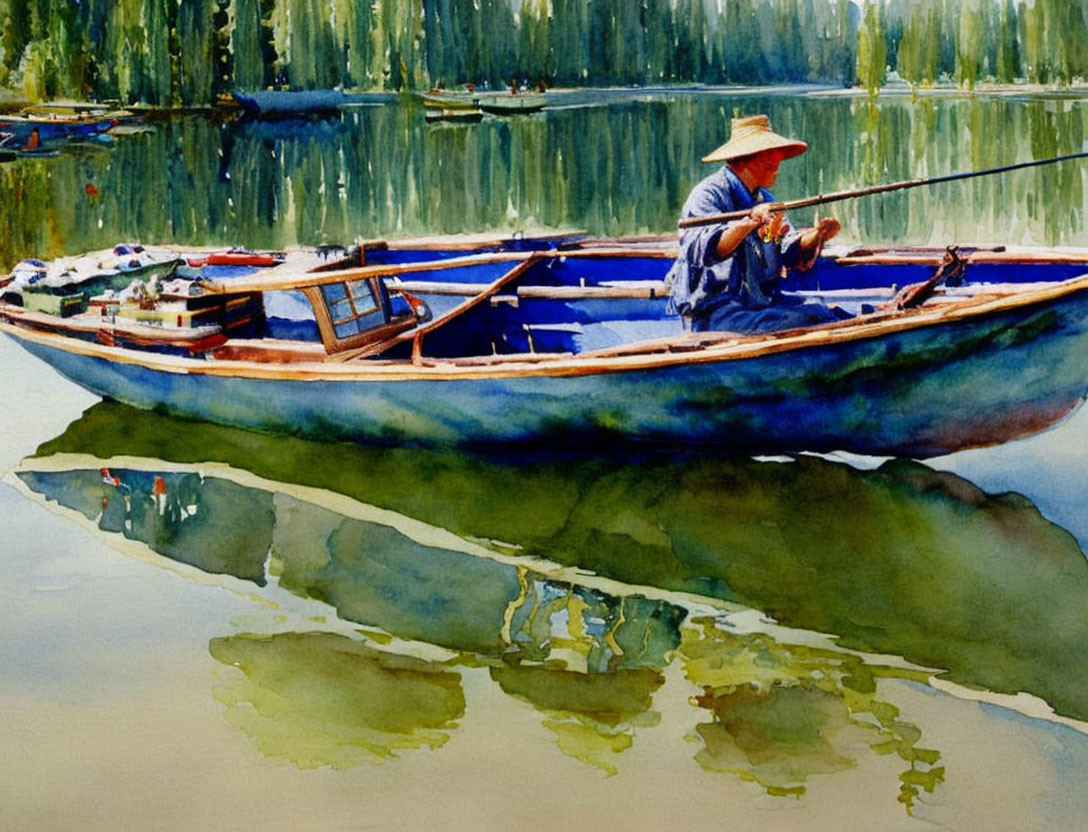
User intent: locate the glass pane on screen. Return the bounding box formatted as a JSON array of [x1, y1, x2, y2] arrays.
[[334, 320, 359, 339], [347, 280, 378, 312], [322, 283, 348, 303], [329, 298, 354, 322], [354, 308, 385, 332]]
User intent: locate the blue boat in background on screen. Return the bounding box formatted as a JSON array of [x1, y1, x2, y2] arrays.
[[3, 233, 1088, 457], [232, 89, 348, 117], [0, 112, 118, 145]]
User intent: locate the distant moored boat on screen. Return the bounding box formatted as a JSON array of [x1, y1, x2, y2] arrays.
[[420, 90, 482, 111], [232, 89, 347, 117], [476, 94, 546, 115], [424, 108, 485, 124]]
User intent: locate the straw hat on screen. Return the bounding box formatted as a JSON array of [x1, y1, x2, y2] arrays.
[[701, 115, 807, 164]]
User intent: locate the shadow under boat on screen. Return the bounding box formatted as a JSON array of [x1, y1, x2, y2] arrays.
[[13, 400, 1088, 730]]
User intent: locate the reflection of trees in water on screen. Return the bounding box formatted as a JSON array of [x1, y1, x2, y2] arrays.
[[500, 571, 683, 672], [838, 96, 1087, 246], [491, 664, 665, 776], [679, 618, 943, 811], [208, 631, 465, 769], [5, 94, 1088, 269]]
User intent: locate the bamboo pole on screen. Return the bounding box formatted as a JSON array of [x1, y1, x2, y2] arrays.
[[678, 151, 1088, 230]]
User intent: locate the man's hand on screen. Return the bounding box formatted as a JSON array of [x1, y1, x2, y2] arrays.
[[748, 202, 777, 225], [800, 216, 841, 251], [814, 217, 841, 243], [792, 216, 842, 271], [749, 203, 788, 242]]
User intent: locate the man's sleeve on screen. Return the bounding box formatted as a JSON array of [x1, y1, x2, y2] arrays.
[[679, 182, 736, 267]]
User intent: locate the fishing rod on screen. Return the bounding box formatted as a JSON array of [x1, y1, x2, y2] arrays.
[[677, 150, 1088, 230]]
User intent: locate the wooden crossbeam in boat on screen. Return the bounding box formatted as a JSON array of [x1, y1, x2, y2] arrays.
[[390, 279, 671, 299]]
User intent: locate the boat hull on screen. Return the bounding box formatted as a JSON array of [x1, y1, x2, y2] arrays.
[[476, 95, 546, 115], [420, 93, 481, 111], [0, 115, 116, 144], [6, 283, 1088, 457], [233, 90, 347, 117]]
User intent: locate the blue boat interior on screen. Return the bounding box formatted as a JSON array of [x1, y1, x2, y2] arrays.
[[263, 247, 1088, 358]]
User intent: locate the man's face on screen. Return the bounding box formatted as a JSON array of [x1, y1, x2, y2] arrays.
[[748, 149, 786, 189]]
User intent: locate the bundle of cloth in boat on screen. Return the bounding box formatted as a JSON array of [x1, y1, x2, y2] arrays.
[[667, 114, 847, 334]]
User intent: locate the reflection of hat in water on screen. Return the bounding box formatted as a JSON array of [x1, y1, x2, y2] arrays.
[[701, 115, 808, 163]]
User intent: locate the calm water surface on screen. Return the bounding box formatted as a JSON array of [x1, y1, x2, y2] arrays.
[[3, 90, 1088, 830]]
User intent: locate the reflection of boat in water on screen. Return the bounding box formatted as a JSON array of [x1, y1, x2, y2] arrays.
[[424, 108, 484, 124], [0, 132, 60, 160], [229, 113, 347, 142], [11, 403, 966, 797], [5, 237, 1088, 455], [16, 400, 1088, 730]]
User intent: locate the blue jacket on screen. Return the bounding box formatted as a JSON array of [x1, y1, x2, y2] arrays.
[[666, 166, 807, 321]]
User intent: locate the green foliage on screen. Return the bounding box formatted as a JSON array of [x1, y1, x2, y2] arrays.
[[1, 1, 1086, 102], [858, 0, 887, 94], [0, 0, 875, 101]]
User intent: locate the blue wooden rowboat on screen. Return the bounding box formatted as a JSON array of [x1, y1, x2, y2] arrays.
[[232, 89, 347, 117], [3, 236, 1088, 457], [0, 112, 118, 144]]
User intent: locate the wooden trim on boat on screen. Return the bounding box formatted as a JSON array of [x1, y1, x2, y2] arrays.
[[0, 305, 223, 342], [357, 229, 589, 251], [832, 250, 1088, 266], [201, 251, 533, 294], [209, 338, 329, 364], [5, 274, 1088, 383], [197, 247, 676, 295]]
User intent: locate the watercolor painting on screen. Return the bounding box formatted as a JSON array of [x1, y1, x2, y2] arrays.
[[4, 1, 1088, 830]]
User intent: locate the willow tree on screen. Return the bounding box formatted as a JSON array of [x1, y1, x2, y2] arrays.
[[176, 0, 220, 104], [955, 0, 983, 88], [423, 0, 462, 87], [231, 0, 265, 91], [517, 0, 553, 84], [993, 0, 1020, 83], [857, 0, 886, 94], [549, 0, 590, 85]]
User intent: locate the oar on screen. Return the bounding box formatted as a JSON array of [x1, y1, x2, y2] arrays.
[[678, 150, 1088, 230]]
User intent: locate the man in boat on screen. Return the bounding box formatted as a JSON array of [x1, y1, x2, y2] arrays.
[[667, 114, 844, 333]]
